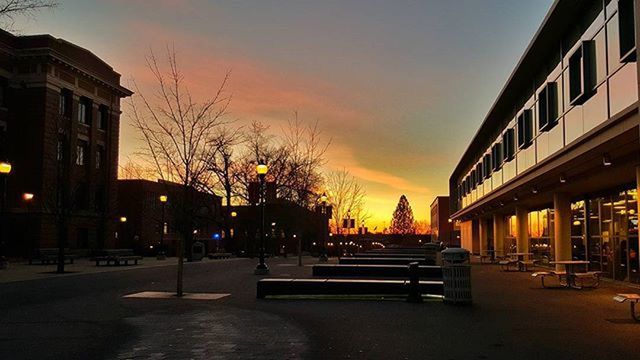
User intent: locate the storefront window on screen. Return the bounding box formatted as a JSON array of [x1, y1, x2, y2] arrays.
[[571, 201, 586, 260]]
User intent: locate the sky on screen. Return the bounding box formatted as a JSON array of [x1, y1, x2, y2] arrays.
[[16, 0, 554, 230]]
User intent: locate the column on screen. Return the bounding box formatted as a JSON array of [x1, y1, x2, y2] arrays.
[[479, 218, 489, 256], [493, 214, 505, 258], [515, 206, 529, 254], [554, 192, 572, 271], [636, 166, 640, 220]]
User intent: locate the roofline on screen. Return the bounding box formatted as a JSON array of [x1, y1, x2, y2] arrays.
[[450, 0, 562, 180]]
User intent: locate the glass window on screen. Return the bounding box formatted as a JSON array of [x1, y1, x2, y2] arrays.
[[59, 89, 72, 117], [98, 105, 108, 130], [78, 98, 92, 125], [569, 41, 596, 105], [502, 128, 515, 161], [538, 82, 559, 131], [76, 140, 87, 166], [609, 63, 638, 116], [96, 145, 104, 170], [618, 0, 637, 62], [517, 110, 533, 149], [594, 29, 607, 84]]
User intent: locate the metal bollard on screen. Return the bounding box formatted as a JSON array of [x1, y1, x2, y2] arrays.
[[406, 261, 422, 303]]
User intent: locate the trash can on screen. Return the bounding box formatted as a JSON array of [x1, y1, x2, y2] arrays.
[[191, 241, 205, 261], [441, 248, 472, 305]]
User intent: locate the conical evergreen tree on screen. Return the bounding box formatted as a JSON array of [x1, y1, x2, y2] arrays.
[[390, 195, 416, 235]]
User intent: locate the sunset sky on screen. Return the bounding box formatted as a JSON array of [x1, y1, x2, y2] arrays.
[[18, 0, 553, 229]]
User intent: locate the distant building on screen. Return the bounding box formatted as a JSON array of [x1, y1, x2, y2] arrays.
[[117, 179, 222, 255], [430, 196, 457, 246], [0, 29, 132, 257], [226, 199, 327, 256], [449, 0, 640, 283]]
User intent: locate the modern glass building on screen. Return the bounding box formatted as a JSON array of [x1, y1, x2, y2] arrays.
[[449, 0, 640, 283]]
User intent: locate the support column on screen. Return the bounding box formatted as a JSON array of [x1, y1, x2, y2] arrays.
[[554, 192, 572, 271], [479, 218, 489, 256], [515, 207, 529, 254], [493, 214, 505, 258], [636, 166, 640, 217]]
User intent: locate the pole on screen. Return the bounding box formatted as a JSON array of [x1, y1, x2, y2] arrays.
[[255, 174, 269, 274], [158, 202, 166, 260], [319, 201, 328, 262], [0, 176, 7, 268], [297, 235, 302, 267], [177, 237, 184, 296]]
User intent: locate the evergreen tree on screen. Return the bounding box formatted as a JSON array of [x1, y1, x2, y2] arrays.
[[390, 195, 416, 235]]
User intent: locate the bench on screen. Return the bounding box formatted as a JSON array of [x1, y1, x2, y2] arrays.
[[518, 259, 539, 272], [312, 264, 442, 279], [207, 252, 233, 259], [29, 248, 76, 265], [614, 294, 640, 321], [256, 278, 444, 299], [531, 271, 567, 288], [572, 271, 602, 289], [353, 253, 426, 258], [339, 257, 432, 265], [94, 249, 142, 266]]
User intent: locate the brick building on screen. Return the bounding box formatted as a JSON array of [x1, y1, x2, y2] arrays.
[[117, 179, 223, 256], [0, 29, 132, 257], [430, 196, 458, 246]]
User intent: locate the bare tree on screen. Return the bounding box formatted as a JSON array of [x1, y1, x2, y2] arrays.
[[128, 46, 230, 296], [0, 0, 57, 30], [118, 157, 156, 180], [324, 169, 368, 235]]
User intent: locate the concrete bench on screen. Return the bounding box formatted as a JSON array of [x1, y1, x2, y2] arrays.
[[94, 249, 142, 266], [256, 278, 444, 299], [353, 253, 426, 258], [614, 294, 640, 321], [312, 264, 442, 279], [339, 257, 432, 265], [207, 253, 233, 259], [29, 248, 75, 265]]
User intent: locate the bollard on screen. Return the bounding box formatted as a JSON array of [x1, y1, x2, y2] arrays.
[[406, 261, 422, 303]]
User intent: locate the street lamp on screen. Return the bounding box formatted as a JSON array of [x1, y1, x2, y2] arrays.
[[319, 192, 329, 262], [23, 193, 34, 262], [158, 195, 168, 260], [0, 162, 11, 269], [255, 162, 269, 275]]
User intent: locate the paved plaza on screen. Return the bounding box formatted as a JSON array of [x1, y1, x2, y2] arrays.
[[2, 257, 640, 359]]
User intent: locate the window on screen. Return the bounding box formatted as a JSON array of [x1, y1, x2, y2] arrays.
[[491, 143, 503, 170], [619, 0, 636, 62], [76, 140, 88, 166], [96, 145, 104, 169], [470, 170, 476, 189], [475, 163, 483, 185], [483, 153, 492, 179], [59, 89, 72, 117], [517, 110, 533, 149], [568, 41, 596, 105], [98, 105, 109, 130], [57, 137, 64, 161], [502, 128, 515, 161], [78, 97, 92, 125], [538, 82, 559, 131]]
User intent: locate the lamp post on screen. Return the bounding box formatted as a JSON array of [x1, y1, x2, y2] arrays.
[[254, 162, 269, 275], [158, 195, 167, 260], [119, 216, 127, 248], [23, 193, 34, 261], [319, 192, 328, 262], [0, 162, 11, 269]]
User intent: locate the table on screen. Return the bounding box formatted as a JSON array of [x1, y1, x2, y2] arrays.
[[550, 260, 590, 288]]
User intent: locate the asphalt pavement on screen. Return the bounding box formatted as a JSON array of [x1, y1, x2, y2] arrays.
[[2, 256, 640, 359]]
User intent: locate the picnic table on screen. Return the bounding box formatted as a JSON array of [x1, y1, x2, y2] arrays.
[[550, 260, 593, 289], [507, 253, 535, 271]]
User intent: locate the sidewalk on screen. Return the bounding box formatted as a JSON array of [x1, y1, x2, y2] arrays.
[[0, 256, 242, 283]]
